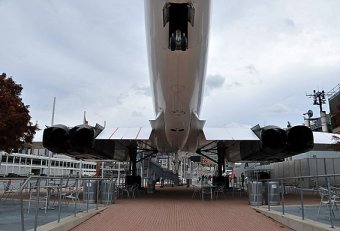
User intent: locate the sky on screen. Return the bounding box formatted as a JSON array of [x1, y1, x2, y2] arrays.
[[0, 0, 339, 141]]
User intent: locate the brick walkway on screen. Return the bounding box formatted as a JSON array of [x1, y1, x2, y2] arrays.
[[71, 186, 293, 231]]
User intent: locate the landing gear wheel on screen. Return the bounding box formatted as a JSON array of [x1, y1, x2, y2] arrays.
[[181, 36, 187, 51], [170, 36, 176, 51]]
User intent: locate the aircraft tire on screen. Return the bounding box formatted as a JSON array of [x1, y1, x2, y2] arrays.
[[181, 36, 187, 51], [170, 36, 176, 51]]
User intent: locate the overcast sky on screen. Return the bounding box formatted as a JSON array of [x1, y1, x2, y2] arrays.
[[1, 0, 339, 141]]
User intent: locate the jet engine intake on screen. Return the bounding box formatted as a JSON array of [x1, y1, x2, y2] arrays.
[[260, 126, 286, 153], [286, 125, 314, 154], [69, 125, 95, 152], [43, 124, 69, 153], [244, 124, 314, 161], [43, 123, 104, 155]]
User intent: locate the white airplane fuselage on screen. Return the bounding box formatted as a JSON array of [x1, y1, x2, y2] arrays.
[[145, 0, 211, 152], [42, 0, 325, 163]]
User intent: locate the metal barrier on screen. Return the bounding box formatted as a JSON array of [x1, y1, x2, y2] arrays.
[[248, 181, 263, 206], [18, 176, 117, 231], [83, 180, 97, 203], [101, 180, 116, 205], [264, 181, 280, 206]]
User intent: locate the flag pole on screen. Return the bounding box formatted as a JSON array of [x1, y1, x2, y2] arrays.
[[51, 97, 56, 126], [48, 97, 56, 176]]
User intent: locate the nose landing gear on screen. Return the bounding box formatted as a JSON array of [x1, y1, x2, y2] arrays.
[[169, 30, 187, 51]]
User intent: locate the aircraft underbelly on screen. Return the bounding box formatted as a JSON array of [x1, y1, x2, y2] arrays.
[[145, 0, 211, 152]]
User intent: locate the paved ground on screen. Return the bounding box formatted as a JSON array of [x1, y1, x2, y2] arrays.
[[71, 186, 293, 231]]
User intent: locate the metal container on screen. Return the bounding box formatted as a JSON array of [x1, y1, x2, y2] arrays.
[[248, 181, 263, 206], [100, 180, 116, 204], [83, 180, 97, 203], [147, 179, 155, 194], [264, 181, 280, 205]]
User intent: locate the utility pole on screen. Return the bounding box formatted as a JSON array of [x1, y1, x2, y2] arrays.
[[306, 90, 330, 132], [307, 90, 327, 112]]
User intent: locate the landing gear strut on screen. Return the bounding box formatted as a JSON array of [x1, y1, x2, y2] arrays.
[[214, 142, 229, 188], [169, 29, 187, 51], [126, 143, 141, 187]]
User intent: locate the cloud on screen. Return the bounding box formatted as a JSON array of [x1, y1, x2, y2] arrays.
[[205, 74, 225, 95], [132, 111, 143, 117], [259, 103, 291, 114], [1, 0, 340, 141], [131, 85, 151, 97], [245, 64, 258, 75], [284, 18, 296, 28]]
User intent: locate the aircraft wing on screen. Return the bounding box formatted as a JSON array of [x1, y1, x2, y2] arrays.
[[43, 124, 154, 161], [203, 127, 260, 141], [96, 127, 152, 140], [93, 127, 153, 161], [200, 126, 340, 162], [202, 127, 260, 162], [42, 122, 339, 162]]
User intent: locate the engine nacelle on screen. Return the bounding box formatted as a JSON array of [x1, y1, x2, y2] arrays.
[[240, 125, 287, 160], [260, 126, 286, 154], [43, 123, 104, 155], [69, 125, 95, 152], [241, 124, 314, 161], [286, 125, 314, 154], [43, 124, 69, 153]]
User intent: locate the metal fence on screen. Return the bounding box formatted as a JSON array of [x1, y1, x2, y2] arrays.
[[17, 176, 116, 231], [250, 173, 340, 229]]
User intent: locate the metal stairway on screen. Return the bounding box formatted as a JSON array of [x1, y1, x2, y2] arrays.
[[148, 160, 179, 185]]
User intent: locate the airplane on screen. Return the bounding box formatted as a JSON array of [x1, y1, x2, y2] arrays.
[[42, 0, 339, 181]]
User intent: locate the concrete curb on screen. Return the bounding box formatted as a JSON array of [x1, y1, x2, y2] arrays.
[[253, 206, 340, 231], [28, 206, 107, 231]]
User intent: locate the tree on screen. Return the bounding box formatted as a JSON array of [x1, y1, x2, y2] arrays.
[[0, 73, 38, 152]]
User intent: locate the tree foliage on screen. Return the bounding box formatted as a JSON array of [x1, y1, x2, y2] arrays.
[[0, 73, 38, 152]]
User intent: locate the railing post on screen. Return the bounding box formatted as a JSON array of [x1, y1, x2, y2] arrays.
[[20, 177, 32, 231], [34, 177, 41, 231], [74, 177, 79, 217], [57, 177, 64, 223], [112, 180, 116, 204], [281, 180, 285, 215], [327, 176, 334, 228], [86, 179, 90, 213], [96, 178, 100, 210], [300, 178, 304, 220], [267, 181, 270, 211], [256, 171, 260, 208]]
